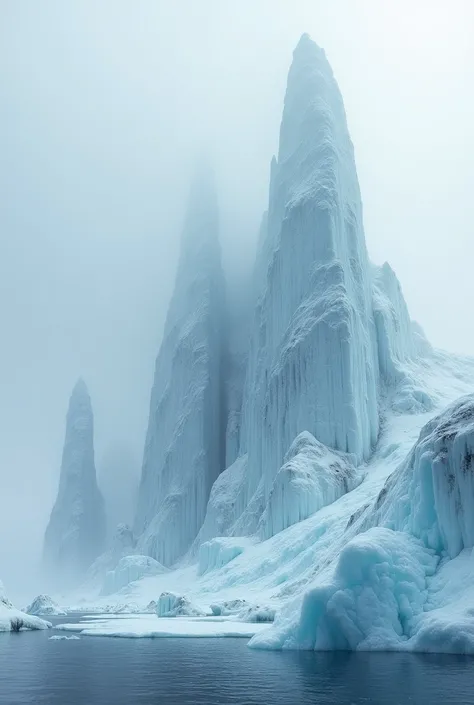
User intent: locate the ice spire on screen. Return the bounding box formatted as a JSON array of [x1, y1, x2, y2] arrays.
[[134, 162, 226, 566], [43, 379, 106, 588], [236, 33, 380, 516]]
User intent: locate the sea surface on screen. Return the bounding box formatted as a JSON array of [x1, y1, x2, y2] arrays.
[[1, 616, 473, 704]]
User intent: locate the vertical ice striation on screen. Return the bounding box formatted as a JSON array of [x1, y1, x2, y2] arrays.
[[43, 379, 106, 588], [238, 34, 379, 508], [370, 394, 474, 558], [259, 432, 357, 539], [134, 165, 226, 566]]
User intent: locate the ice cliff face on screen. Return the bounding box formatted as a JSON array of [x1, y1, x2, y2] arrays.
[[134, 166, 226, 566], [43, 380, 106, 588], [259, 432, 357, 539], [370, 394, 474, 558]]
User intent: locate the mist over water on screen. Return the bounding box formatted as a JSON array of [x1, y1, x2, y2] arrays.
[[1, 0, 473, 600]]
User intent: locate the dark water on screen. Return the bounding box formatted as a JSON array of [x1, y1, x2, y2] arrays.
[[1, 617, 474, 705]]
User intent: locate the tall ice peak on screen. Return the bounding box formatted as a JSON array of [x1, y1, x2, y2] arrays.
[[43, 379, 106, 588], [134, 160, 226, 566]]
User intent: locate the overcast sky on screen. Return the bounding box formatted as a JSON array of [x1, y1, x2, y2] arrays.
[[1, 0, 473, 597]]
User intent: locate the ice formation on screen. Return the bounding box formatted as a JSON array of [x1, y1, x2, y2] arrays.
[[26, 594, 67, 616], [194, 33, 424, 546], [198, 537, 253, 575], [134, 165, 226, 566], [250, 528, 437, 650], [260, 432, 357, 539], [235, 34, 379, 529], [43, 379, 106, 588], [193, 455, 249, 545], [123, 33, 430, 571], [249, 392, 474, 652], [102, 555, 167, 595], [156, 592, 205, 618], [370, 395, 474, 558]]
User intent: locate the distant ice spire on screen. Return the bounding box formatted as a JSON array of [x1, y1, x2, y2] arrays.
[[43, 379, 106, 589]]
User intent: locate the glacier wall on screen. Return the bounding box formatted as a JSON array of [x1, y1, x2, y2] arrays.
[[134, 166, 226, 566], [370, 394, 474, 558], [43, 379, 106, 588]]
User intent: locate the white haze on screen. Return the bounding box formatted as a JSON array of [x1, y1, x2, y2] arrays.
[[0, 0, 473, 600]]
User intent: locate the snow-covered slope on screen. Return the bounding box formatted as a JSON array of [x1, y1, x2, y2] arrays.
[[134, 165, 226, 566], [43, 379, 106, 589], [250, 362, 474, 652]]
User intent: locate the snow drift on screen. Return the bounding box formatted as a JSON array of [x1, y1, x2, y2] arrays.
[[198, 537, 253, 575]]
